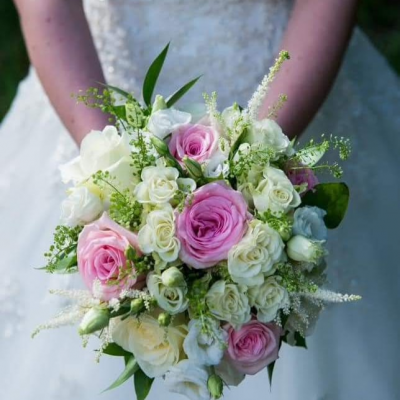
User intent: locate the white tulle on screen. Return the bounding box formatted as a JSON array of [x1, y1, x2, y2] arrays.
[[1, 0, 400, 398]]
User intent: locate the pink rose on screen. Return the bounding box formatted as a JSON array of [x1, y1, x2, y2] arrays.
[[169, 123, 218, 164], [286, 161, 318, 194], [176, 182, 250, 269], [225, 320, 281, 375], [77, 212, 143, 301]]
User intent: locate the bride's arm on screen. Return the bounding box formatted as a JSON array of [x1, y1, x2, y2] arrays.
[[14, 0, 109, 145], [259, 0, 359, 139]]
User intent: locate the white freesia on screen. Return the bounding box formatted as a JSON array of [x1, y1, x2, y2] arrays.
[[60, 126, 135, 189], [60, 186, 103, 227], [246, 118, 293, 156], [147, 108, 192, 139], [112, 314, 187, 378], [252, 166, 301, 214], [134, 161, 180, 204], [228, 220, 284, 286], [164, 360, 210, 400], [287, 235, 326, 263], [248, 276, 289, 322], [146, 271, 188, 314], [205, 281, 251, 329], [183, 319, 227, 366], [138, 204, 180, 261], [293, 206, 328, 241]]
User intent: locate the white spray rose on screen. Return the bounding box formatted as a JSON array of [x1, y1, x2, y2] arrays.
[[183, 319, 228, 366], [112, 314, 187, 378], [203, 151, 229, 178], [293, 206, 327, 241], [228, 220, 284, 287], [147, 271, 188, 314], [147, 108, 192, 139], [164, 360, 210, 400], [60, 126, 136, 189], [248, 276, 289, 323], [60, 186, 103, 227], [205, 281, 251, 329], [252, 166, 301, 215], [287, 235, 325, 263], [138, 204, 180, 262], [134, 161, 180, 204], [246, 119, 293, 156]]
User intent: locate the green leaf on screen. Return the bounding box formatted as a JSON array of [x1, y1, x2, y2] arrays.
[[113, 105, 127, 121], [134, 369, 154, 400], [267, 361, 276, 385], [166, 76, 202, 107], [301, 182, 350, 229], [143, 43, 170, 107], [294, 332, 307, 349], [102, 342, 132, 358], [229, 127, 248, 159], [103, 355, 139, 392], [97, 82, 131, 98]]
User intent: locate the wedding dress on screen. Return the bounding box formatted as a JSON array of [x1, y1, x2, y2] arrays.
[[1, 0, 399, 399]]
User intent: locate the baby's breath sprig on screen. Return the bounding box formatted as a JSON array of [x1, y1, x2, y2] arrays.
[[276, 263, 319, 294], [256, 211, 293, 241], [130, 133, 156, 177]]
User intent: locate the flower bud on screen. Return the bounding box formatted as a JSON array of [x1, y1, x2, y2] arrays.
[[207, 374, 224, 399], [161, 267, 185, 288], [287, 235, 325, 263], [79, 307, 110, 335], [150, 135, 170, 157], [152, 94, 167, 113], [130, 298, 145, 314], [183, 157, 204, 180], [158, 312, 172, 327]]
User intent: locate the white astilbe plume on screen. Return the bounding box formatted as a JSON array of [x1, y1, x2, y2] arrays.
[[95, 327, 113, 363], [246, 50, 290, 120], [303, 289, 362, 304], [31, 289, 97, 338]]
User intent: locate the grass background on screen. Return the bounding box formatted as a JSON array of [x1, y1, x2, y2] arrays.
[[1, 0, 399, 122]]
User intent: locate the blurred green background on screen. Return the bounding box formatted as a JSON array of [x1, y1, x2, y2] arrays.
[[0, 0, 399, 122]]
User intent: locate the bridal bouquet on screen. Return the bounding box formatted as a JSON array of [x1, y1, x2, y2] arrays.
[[35, 44, 359, 400]]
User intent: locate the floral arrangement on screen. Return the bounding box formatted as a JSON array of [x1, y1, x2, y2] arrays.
[[35, 44, 360, 400]]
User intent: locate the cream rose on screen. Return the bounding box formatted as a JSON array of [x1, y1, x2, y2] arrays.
[[248, 276, 289, 323], [134, 161, 180, 204], [60, 186, 103, 227], [60, 126, 136, 189], [112, 313, 187, 378], [252, 166, 301, 215], [205, 281, 251, 329], [228, 220, 284, 287], [147, 108, 192, 139], [138, 204, 180, 262]]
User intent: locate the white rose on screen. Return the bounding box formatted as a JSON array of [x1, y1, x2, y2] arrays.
[[205, 281, 251, 329], [60, 186, 103, 227], [287, 235, 325, 264], [112, 314, 187, 378], [147, 108, 192, 139], [228, 220, 284, 287], [183, 319, 227, 366], [138, 204, 180, 261], [60, 126, 136, 189], [164, 360, 210, 400], [134, 163, 179, 204], [146, 271, 188, 314], [246, 119, 293, 156], [293, 206, 327, 241], [252, 166, 301, 215], [248, 276, 289, 323], [203, 151, 229, 178]]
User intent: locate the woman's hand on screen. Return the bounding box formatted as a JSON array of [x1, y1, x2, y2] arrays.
[[259, 0, 359, 139], [14, 0, 109, 145]]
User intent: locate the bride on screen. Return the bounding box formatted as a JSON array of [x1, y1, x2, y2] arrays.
[[1, 0, 399, 399]]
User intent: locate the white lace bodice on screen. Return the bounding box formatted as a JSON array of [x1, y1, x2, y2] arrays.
[[84, 0, 294, 107]]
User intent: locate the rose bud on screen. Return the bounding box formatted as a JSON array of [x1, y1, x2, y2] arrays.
[[130, 298, 145, 315], [79, 307, 110, 335], [161, 267, 185, 288], [287, 235, 325, 263], [158, 312, 172, 327], [207, 374, 224, 399]]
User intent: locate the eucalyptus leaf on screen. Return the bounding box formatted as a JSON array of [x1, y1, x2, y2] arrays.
[[102, 342, 132, 358], [103, 355, 139, 392], [143, 43, 170, 107], [134, 369, 154, 400], [301, 183, 350, 229], [53, 253, 77, 274], [166, 76, 202, 107]]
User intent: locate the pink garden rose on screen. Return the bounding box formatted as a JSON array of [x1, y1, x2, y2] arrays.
[[77, 212, 143, 301], [169, 123, 219, 164], [286, 161, 318, 194], [225, 320, 281, 375], [176, 182, 250, 269]]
